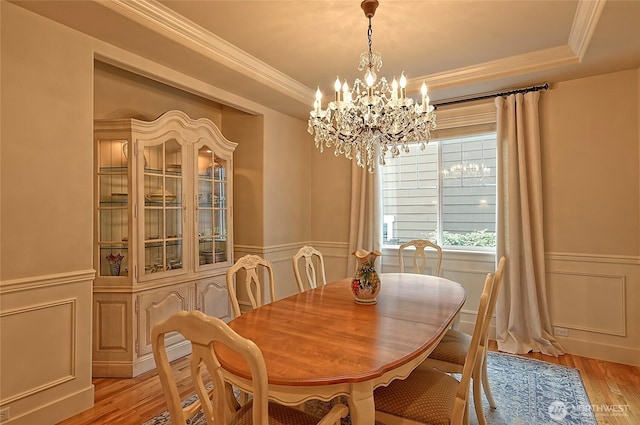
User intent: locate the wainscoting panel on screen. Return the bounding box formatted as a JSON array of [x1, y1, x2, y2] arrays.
[[547, 271, 626, 336], [0, 299, 76, 403], [0, 270, 94, 425], [546, 253, 640, 366]]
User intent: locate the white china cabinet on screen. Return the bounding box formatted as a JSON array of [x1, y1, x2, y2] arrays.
[[93, 110, 236, 377]]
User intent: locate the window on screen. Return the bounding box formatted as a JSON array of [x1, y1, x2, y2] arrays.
[[382, 132, 497, 250]]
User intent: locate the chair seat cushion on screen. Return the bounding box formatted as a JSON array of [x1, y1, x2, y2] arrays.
[[428, 329, 470, 366], [374, 368, 459, 425], [232, 400, 322, 425]]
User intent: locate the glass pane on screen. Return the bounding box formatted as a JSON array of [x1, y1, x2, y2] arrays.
[[215, 239, 228, 263], [198, 147, 214, 177], [165, 176, 182, 207], [145, 144, 163, 173], [99, 209, 128, 242], [214, 209, 226, 239], [381, 143, 438, 245], [100, 246, 129, 277], [145, 209, 163, 240], [166, 209, 182, 239], [165, 139, 182, 173], [198, 209, 213, 238], [214, 156, 227, 180], [441, 135, 496, 248], [144, 242, 164, 275], [97, 138, 129, 278], [142, 138, 184, 276], [167, 240, 183, 270], [214, 181, 225, 207], [197, 147, 217, 266], [213, 155, 228, 263], [98, 139, 128, 170]]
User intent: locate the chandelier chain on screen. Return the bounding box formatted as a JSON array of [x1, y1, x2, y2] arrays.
[[367, 18, 373, 65]]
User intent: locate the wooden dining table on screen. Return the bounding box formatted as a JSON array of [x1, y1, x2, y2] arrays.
[[217, 272, 466, 425]]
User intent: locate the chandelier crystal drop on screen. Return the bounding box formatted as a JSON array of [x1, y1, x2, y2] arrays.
[[308, 0, 436, 172]]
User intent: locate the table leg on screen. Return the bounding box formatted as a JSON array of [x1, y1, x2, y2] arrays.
[[348, 381, 375, 425]]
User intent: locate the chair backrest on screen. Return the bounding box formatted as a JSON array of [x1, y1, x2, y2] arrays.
[[292, 245, 327, 292], [151, 310, 270, 425], [481, 256, 506, 347], [398, 239, 443, 276], [226, 254, 276, 318], [451, 272, 493, 424]]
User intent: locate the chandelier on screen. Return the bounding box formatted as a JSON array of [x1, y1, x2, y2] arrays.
[[308, 0, 436, 172], [442, 162, 491, 179]]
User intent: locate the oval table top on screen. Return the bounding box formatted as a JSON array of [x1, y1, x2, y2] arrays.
[[217, 272, 466, 387]]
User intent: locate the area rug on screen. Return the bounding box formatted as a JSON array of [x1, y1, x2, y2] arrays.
[[142, 352, 597, 425]]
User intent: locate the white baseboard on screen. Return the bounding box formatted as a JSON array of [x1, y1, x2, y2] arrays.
[[92, 339, 191, 377], [554, 336, 640, 367], [5, 385, 94, 425]]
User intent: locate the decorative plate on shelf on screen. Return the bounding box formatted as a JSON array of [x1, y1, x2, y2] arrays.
[[111, 192, 128, 202]]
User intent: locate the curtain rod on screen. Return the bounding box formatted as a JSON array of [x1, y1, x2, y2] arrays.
[[432, 82, 549, 108]]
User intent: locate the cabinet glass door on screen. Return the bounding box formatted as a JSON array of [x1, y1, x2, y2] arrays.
[[197, 148, 229, 266], [96, 139, 129, 278], [142, 139, 184, 277]]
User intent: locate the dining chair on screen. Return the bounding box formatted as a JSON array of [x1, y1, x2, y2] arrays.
[[373, 272, 494, 425], [151, 310, 349, 425], [418, 256, 506, 425], [292, 245, 327, 292], [226, 254, 276, 318], [398, 239, 443, 276]]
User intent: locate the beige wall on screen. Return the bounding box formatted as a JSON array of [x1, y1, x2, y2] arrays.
[[1, 3, 94, 280], [263, 112, 310, 246], [310, 145, 352, 244], [221, 107, 265, 248], [540, 69, 639, 256], [1, 1, 640, 423], [538, 70, 640, 365], [94, 61, 224, 124], [1, 4, 95, 424]]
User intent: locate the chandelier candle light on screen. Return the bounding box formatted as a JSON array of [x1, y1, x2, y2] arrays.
[[308, 0, 436, 172]]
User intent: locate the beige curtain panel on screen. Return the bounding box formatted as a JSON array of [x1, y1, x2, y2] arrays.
[[347, 162, 382, 275], [495, 92, 564, 356]]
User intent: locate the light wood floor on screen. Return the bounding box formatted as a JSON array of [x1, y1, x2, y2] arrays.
[[57, 342, 639, 425]]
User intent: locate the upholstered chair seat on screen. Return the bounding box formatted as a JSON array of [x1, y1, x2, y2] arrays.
[[232, 400, 336, 425], [374, 368, 460, 425]]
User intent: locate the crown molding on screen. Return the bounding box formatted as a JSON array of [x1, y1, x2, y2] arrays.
[[100, 0, 313, 103], [99, 0, 603, 104], [414, 45, 578, 90], [398, 0, 603, 92], [568, 0, 607, 61]]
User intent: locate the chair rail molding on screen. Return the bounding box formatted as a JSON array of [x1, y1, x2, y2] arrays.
[[0, 269, 96, 294]]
